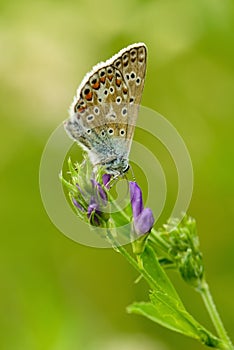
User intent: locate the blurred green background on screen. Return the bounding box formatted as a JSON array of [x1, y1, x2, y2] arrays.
[[1, 0, 234, 349]]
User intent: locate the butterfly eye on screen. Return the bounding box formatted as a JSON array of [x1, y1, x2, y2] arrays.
[[129, 97, 134, 104], [120, 129, 126, 136], [101, 130, 105, 137], [130, 72, 136, 80], [86, 129, 91, 134], [109, 87, 114, 94]]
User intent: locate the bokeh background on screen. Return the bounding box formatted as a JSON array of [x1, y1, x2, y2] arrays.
[[1, 0, 234, 349]]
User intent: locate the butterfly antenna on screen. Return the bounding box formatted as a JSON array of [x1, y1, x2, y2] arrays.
[[108, 174, 119, 189]]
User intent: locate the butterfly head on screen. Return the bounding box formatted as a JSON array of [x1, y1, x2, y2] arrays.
[[104, 156, 129, 176]]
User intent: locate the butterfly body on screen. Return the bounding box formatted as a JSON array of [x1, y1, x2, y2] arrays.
[[64, 43, 147, 175]]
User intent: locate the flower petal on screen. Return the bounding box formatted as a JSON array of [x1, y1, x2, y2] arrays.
[[72, 197, 84, 212], [87, 196, 99, 218], [102, 174, 111, 188], [134, 208, 155, 236], [91, 179, 107, 203], [129, 181, 143, 219]]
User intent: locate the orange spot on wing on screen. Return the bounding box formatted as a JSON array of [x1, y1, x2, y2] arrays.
[[116, 79, 121, 86], [86, 92, 93, 101], [100, 76, 106, 83], [78, 106, 86, 113], [93, 81, 100, 89]]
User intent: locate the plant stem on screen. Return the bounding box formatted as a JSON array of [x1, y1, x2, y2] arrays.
[[199, 279, 233, 349], [107, 190, 233, 349], [106, 229, 160, 291], [150, 228, 171, 251]]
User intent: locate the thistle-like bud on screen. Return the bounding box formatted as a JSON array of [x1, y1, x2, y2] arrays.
[[60, 157, 110, 227], [153, 215, 204, 288]]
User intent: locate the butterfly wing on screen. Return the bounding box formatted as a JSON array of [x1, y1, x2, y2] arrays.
[[64, 43, 147, 172], [113, 43, 147, 154]]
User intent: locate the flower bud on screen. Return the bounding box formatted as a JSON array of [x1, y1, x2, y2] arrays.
[[129, 182, 155, 254]]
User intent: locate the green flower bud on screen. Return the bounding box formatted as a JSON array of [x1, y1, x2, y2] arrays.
[[153, 215, 204, 287]]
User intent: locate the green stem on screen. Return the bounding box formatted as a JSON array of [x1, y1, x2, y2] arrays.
[[106, 229, 160, 291], [108, 191, 130, 221], [107, 189, 233, 349], [150, 228, 171, 250], [199, 279, 233, 349], [107, 231, 229, 350]]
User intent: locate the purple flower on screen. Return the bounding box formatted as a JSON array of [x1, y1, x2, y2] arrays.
[[102, 174, 112, 189], [129, 182, 154, 236], [87, 196, 101, 225], [72, 197, 84, 212], [70, 175, 110, 226], [130, 181, 143, 217], [85, 178, 110, 226], [91, 179, 107, 204]]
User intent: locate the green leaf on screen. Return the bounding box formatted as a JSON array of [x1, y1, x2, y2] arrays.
[[67, 157, 78, 179], [127, 300, 221, 348], [127, 300, 200, 339], [59, 171, 77, 193], [127, 245, 222, 348], [140, 245, 182, 303]]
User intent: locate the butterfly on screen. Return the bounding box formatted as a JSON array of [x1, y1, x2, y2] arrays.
[[64, 43, 147, 175]]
